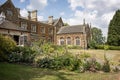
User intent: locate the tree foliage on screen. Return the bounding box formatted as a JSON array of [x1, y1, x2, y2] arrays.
[[0, 34, 16, 61], [89, 27, 105, 48], [107, 10, 120, 46], [64, 23, 69, 26]]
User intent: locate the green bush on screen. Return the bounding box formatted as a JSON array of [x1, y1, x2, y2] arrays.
[[72, 58, 81, 71], [102, 54, 110, 72], [37, 57, 54, 69], [88, 40, 96, 49], [9, 46, 35, 63], [37, 54, 81, 70], [80, 58, 102, 72], [95, 45, 120, 50], [67, 45, 82, 49], [0, 35, 16, 61], [80, 53, 91, 59], [102, 61, 110, 72], [96, 45, 104, 49], [109, 46, 120, 50]]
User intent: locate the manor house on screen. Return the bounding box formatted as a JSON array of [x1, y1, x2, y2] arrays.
[[0, 0, 91, 48]]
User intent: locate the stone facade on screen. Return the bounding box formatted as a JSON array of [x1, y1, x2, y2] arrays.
[[0, 0, 54, 46], [57, 33, 87, 48], [42, 16, 64, 44], [0, 0, 91, 47], [56, 24, 91, 48]]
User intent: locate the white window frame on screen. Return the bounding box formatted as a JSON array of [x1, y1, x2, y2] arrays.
[[21, 22, 27, 30], [31, 24, 36, 32]]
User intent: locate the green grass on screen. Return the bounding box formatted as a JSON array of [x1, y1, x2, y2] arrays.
[[0, 62, 120, 80]]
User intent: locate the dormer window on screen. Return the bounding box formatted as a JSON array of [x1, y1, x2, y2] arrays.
[[6, 10, 13, 16], [21, 22, 27, 30]]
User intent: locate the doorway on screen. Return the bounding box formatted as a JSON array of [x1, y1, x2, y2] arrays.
[[13, 35, 19, 45]]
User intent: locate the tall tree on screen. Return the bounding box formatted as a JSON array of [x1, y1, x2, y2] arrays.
[[107, 10, 120, 46], [92, 27, 105, 44], [89, 27, 105, 48]]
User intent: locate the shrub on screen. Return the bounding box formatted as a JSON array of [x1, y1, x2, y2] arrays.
[[9, 46, 35, 63], [96, 45, 120, 50], [0, 35, 16, 61], [102, 62, 110, 72], [37, 57, 54, 68], [102, 54, 110, 72], [112, 66, 120, 72], [80, 53, 91, 59], [37, 53, 81, 70], [80, 58, 102, 72], [72, 58, 81, 71], [96, 45, 104, 49], [88, 40, 96, 49], [67, 45, 82, 49], [109, 46, 120, 50]]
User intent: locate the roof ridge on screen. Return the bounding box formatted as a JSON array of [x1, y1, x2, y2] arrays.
[[57, 24, 85, 34], [62, 24, 84, 27]]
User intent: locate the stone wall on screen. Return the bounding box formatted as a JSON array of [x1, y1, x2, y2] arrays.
[[57, 33, 87, 48]]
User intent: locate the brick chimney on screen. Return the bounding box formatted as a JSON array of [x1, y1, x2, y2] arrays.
[[48, 16, 53, 25]]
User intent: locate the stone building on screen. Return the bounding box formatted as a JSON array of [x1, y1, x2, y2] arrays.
[[42, 16, 64, 44], [0, 0, 54, 46], [57, 23, 91, 48], [0, 0, 91, 48]]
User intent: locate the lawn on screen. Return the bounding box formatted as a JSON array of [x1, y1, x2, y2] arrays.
[[0, 62, 120, 80], [69, 49, 120, 65]]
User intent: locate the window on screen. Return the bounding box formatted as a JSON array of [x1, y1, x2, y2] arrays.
[[48, 28, 53, 34], [19, 35, 27, 46], [41, 27, 45, 33], [67, 37, 71, 45], [60, 37, 64, 45], [6, 10, 13, 16], [31, 24, 36, 32], [75, 37, 80, 45], [21, 22, 27, 30]]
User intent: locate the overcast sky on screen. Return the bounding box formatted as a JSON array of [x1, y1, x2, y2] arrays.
[[1, 0, 120, 38]]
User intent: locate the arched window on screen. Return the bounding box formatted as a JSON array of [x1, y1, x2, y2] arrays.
[[67, 37, 71, 45], [75, 37, 80, 45], [60, 37, 64, 45]]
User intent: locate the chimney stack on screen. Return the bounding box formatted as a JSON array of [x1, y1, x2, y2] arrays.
[[48, 16, 53, 25], [28, 10, 37, 21], [16, 8, 20, 17], [28, 11, 31, 20]]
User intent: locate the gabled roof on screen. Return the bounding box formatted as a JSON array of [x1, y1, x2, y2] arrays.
[[41, 18, 59, 25], [57, 25, 85, 34], [0, 20, 21, 30], [41, 17, 63, 26], [0, 0, 15, 8]]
